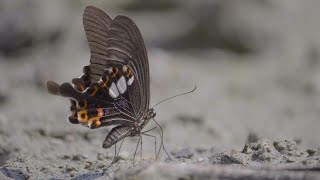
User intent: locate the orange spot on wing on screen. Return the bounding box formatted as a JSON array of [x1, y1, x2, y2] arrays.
[[126, 69, 132, 77], [105, 76, 109, 83], [100, 76, 109, 88], [97, 108, 104, 117], [95, 120, 101, 127], [90, 86, 98, 96], [112, 67, 119, 77], [88, 116, 101, 128], [78, 110, 88, 123], [80, 85, 85, 91]]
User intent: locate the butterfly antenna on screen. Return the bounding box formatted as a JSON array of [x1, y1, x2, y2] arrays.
[[152, 86, 197, 109]]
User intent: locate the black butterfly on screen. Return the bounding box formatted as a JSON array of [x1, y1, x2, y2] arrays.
[[47, 6, 169, 161]]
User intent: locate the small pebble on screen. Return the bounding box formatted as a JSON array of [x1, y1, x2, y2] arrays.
[[97, 153, 106, 160], [70, 173, 75, 177], [65, 165, 75, 172], [172, 147, 194, 159], [84, 162, 92, 169], [62, 155, 70, 159], [72, 154, 87, 161]]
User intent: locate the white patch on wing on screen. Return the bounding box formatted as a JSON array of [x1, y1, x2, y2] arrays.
[[127, 76, 134, 86], [109, 82, 119, 98], [117, 76, 127, 94]]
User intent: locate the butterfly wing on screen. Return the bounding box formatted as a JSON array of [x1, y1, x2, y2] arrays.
[[83, 6, 150, 118], [47, 6, 149, 128], [47, 6, 150, 149], [83, 6, 151, 149], [83, 6, 112, 83]]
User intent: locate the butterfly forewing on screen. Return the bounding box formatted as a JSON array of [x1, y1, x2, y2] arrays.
[[83, 6, 112, 83], [111, 16, 150, 113], [83, 6, 149, 117]]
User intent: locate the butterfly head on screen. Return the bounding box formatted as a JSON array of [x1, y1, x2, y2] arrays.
[[146, 108, 156, 119], [138, 108, 156, 129]]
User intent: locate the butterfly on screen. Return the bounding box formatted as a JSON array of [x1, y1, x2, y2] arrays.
[[47, 6, 162, 155]]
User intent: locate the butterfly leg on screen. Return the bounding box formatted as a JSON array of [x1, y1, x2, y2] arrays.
[[141, 133, 157, 160], [142, 127, 161, 159], [107, 139, 125, 167], [140, 134, 143, 161], [133, 136, 141, 166], [106, 143, 117, 168], [152, 118, 172, 160], [141, 126, 165, 159], [151, 128, 163, 159], [115, 138, 125, 162], [142, 127, 157, 134]]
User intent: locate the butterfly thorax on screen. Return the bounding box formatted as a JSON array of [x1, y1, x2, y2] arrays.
[[131, 108, 156, 134]]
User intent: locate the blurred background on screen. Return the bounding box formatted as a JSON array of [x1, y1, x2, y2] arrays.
[[1, 0, 320, 167]]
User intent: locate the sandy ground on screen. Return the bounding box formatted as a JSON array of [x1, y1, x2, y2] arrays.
[[1, 0, 320, 179]]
